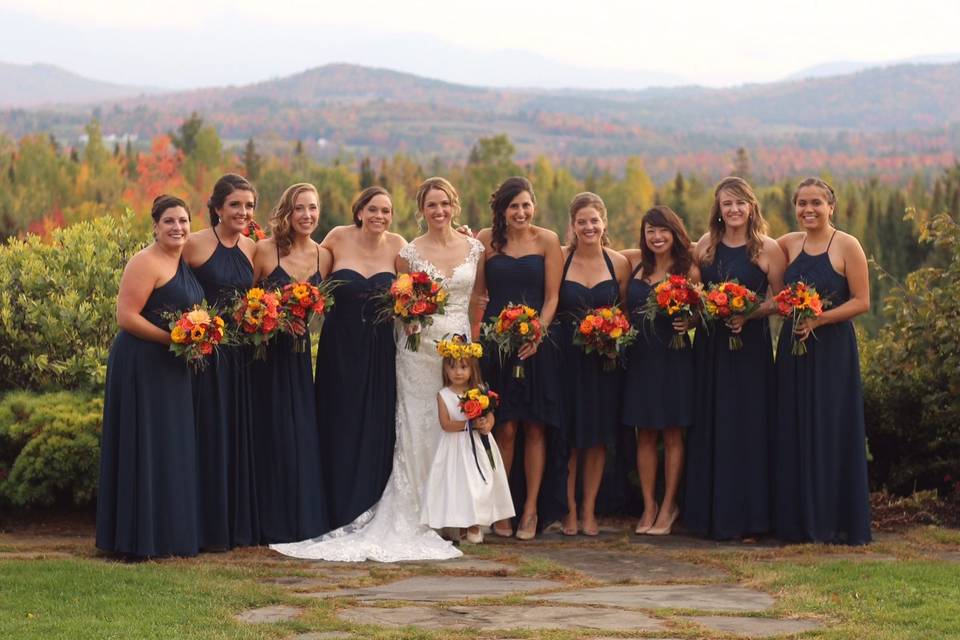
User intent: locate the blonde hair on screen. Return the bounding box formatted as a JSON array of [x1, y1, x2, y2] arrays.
[[269, 183, 319, 256], [567, 191, 611, 248], [702, 176, 768, 266], [416, 177, 461, 221]]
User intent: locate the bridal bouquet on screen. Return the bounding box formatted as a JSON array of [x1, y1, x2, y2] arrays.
[[233, 286, 282, 360], [573, 305, 637, 370], [167, 303, 228, 372], [380, 271, 447, 351], [642, 274, 703, 349], [702, 280, 761, 351], [278, 280, 337, 352], [481, 303, 545, 378], [774, 281, 828, 356]]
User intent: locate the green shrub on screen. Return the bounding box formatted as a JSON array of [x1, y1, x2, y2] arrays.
[[863, 211, 960, 494], [0, 390, 102, 508], [0, 212, 145, 391]]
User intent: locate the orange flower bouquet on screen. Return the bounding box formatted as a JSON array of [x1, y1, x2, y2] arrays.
[[572, 306, 637, 370], [278, 280, 337, 352], [481, 303, 545, 378], [702, 280, 761, 351], [233, 287, 282, 360], [242, 219, 266, 241], [378, 271, 447, 351], [167, 303, 228, 372], [642, 274, 703, 349], [774, 281, 829, 356], [458, 382, 501, 474]]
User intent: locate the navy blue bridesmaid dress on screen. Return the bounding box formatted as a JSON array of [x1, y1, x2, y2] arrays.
[[556, 248, 622, 450], [315, 268, 396, 529], [774, 231, 871, 545], [96, 259, 204, 558], [481, 253, 566, 527], [249, 245, 329, 543], [621, 267, 694, 430], [684, 243, 773, 539], [191, 228, 259, 549]]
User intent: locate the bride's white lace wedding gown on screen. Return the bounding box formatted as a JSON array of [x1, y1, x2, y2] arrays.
[[271, 237, 484, 562]]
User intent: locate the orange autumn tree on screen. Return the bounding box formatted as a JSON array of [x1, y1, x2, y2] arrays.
[[124, 135, 186, 219]]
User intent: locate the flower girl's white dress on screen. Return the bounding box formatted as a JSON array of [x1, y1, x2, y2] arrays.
[[420, 386, 515, 528]]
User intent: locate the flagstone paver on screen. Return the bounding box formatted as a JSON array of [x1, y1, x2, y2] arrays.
[[528, 547, 727, 582], [235, 604, 303, 624], [533, 584, 775, 612], [306, 575, 561, 601], [419, 557, 517, 573], [338, 604, 667, 631], [285, 632, 355, 639], [683, 615, 823, 637]]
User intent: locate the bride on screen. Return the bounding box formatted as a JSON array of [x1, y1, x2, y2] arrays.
[[272, 177, 485, 562]]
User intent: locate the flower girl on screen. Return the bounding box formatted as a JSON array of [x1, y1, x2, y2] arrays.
[[421, 336, 514, 543]]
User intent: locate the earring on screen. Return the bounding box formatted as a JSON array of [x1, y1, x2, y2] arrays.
[[717, 216, 722, 222]]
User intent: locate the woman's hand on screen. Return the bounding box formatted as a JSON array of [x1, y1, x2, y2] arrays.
[[725, 315, 746, 334], [404, 321, 421, 336], [517, 341, 539, 360], [672, 316, 695, 333], [793, 316, 822, 341]]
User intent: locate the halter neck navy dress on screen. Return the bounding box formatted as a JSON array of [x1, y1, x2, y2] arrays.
[[482, 252, 566, 527], [315, 268, 396, 529], [774, 232, 871, 545], [191, 229, 259, 549], [96, 259, 203, 558], [556, 248, 622, 450], [684, 243, 774, 539], [249, 245, 329, 543], [621, 267, 694, 429]]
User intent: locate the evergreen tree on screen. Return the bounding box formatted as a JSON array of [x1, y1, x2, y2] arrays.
[[733, 147, 751, 182], [359, 156, 375, 189], [243, 139, 262, 182], [170, 112, 204, 156]]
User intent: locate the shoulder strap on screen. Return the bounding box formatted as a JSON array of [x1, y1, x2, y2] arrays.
[[561, 247, 575, 281], [212, 224, 222, 244], [826, 229, 838, 251], [315, 244, 321, 274], [799, 233, 807, 252], [602, 249, 616, 281], [629, 258, 643, 280], [276, 240, 281, 264]]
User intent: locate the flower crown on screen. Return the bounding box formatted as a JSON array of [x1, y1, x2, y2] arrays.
[[436, 334, 483, 360]]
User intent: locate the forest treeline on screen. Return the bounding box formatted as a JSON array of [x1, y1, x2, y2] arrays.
[[2, 115, 959, 331]]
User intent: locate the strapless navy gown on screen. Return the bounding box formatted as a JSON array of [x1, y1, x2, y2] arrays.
[[684, 243, 774, 539], [773, 235, 871, 545], [316, 269, 396, 529], [96, 260, 204, 557], [249, 252, 329, 543], [191, 234, 259, 549]]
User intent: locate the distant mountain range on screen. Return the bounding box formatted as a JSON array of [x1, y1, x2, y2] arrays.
[[0, 62, 159, 107], [2, 60, 959, 180]]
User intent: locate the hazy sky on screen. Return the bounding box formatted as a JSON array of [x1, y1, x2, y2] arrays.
[[1, 0, 959, 88]]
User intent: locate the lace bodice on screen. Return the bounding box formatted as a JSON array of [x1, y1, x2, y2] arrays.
[[400, 237, 482, 326]]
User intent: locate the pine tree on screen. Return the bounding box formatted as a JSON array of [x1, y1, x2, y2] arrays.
[[243, 139, 262, 182], [733, 147, 751, 182], [359, 156, 375, 188]]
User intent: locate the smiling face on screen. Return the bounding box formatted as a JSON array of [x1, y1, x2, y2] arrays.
[[794, 185, 834, 230], [291, 189, 320, 237], [154, 205, 190, 250], [717, 188, 752, 230], [643, 223, 674, 256], [572, 206, 605, 246], [505, 191, 535, 230], [216, 188, 256, 234], [421, 188, 454, 230], [358, 194, 393, 232]]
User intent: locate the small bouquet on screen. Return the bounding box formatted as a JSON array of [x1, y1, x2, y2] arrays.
[[278, 280, 336, 352], [242, 219, 266, 241], [167, 303, 228, 372], [573, 306, 637, 370], [481, 303, 545, 378], [642, 274, 703, 349], [774, 281, 828, 356], [458, 383, 501, 478], [380, 271, 447, 351], [702, 280, 762, 351], [233, 287, 282, 360]]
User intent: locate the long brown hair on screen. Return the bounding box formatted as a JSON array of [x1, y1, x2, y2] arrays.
[[639, 205, 693, 278], [490, 176, 536, 254], [269, 183, 318, 257], [207, 173, 257, 227], [351, 186, 391, 228], [702, 176, 768, 266], [441, 357, 484, 388], [567, 191, 611, 248]]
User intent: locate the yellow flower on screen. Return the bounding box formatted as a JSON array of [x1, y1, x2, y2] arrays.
[[190, 325, 206, 342], [248, 299, 262, 311], [186, 307, 211, 325], [214, 316, 225, 329], [293, 284, 309, 299], [478, 395, 490, 409], [394, 273, 414, 295], [523, 305, 536, 317], [171, 326, 187, 344], [393, 300, 405, 314], [467, 343, 483, 358], [467, 388, 480, 400], [731, 296, 745, 310], [706, 302, 718, 315], [600, 308, 613, 319], [519, 322, 529, 335], [436, 290, 448, 302], [247, 288, 265, 301], [667, 303, 681, 315], [610, 327, 623, 339]]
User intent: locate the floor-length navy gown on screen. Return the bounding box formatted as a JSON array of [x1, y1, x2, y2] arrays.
[[315, 268, 396, 529], [249, 245, 329, 543], [191, 229, 259, 548], [774, 231, 872, 545], [481, 253, 566, 528], [684, 243, 773, 539], [96, 259, 204, 557]]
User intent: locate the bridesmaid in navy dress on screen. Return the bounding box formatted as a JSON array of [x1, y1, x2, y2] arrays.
[[556, 192, 630, 536], [317, 186, 405, 529], [475, 177, 565, 540], [774, 178, 872, 545], [621, 206, 699, 536], [250, 183, 332, 543], [97, 195, 203, 558], [183, 173, 259, 549], [684, 177, 786, 540]]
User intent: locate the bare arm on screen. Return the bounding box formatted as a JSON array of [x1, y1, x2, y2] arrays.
[[116, 253, 172, 344], [796, 234, 869, 338], [539, 229, 563, 326], [437, 394, 467, 433], [318, 246, 334, 281], [469, 248, 488, 340]]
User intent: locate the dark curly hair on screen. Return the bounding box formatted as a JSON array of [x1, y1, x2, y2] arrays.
[[639, 205, 693, 278], [489, 176, 536, 254], [207, 173, 257, 227]]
